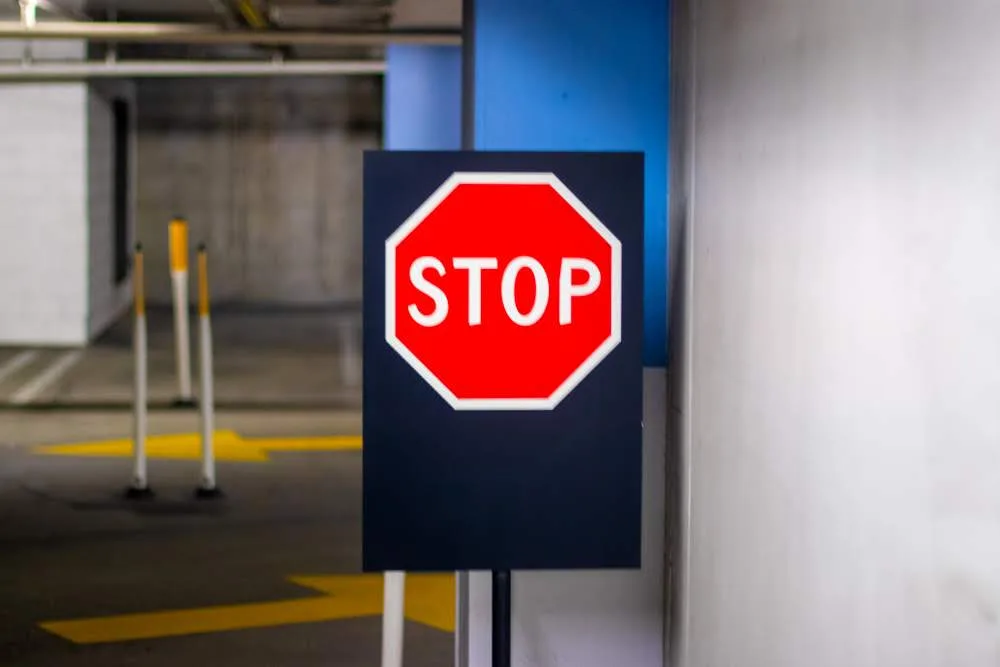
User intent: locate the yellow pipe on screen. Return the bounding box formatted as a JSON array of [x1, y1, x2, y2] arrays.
[[169, 219, 189, 273], [133, 244, 145, 317], [197, 245, 210, 317]]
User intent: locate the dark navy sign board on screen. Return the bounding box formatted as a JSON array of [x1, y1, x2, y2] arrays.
[[362, 151, 643, 572]]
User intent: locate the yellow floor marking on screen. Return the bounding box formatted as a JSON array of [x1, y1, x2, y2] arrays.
[[246, 435, 363, 453], [39, 573, 455, 644], [292, 573, 456, 633], [32, 431, 362, 462], [40, 597, 378, 644]]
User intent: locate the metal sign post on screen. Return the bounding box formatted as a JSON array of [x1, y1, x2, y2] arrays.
[[492, 570, 511, 667]]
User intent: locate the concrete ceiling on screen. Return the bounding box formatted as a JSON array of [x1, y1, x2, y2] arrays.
[[390, 0, 458, 28], [7, 0, 459, 63], [55, 0, 460, 28]]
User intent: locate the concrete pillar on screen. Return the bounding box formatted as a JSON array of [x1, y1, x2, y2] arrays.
[[0, 5, 134, 345], [464, 0, 670, 665], [0, 9, 104, 345], [0, 83, 89, 345], [678, 1, 1000, 666]]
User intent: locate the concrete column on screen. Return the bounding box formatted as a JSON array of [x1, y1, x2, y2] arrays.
[[0, 83, 89, 345], [0, 9, 96, 345], [465, 0, 670, 665], [678, 1, 1000, 666]]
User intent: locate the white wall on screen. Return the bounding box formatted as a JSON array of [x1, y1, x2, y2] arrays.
[[87, 82, 135, 338], [679, 1, 1000, 666], [0, 78, 131, 346], [0, 83, 88, 346]]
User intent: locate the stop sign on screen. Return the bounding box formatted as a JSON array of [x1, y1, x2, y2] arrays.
[[385, 172, 622, 410]]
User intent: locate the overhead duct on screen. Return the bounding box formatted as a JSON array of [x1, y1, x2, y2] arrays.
[[0, 58, 386, 79], [0, 21, 461, 46]]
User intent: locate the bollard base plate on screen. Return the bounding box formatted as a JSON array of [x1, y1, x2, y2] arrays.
[[171, 398, 198, 409], [124, 486, 155, 500], [195, 486, 224, 500]]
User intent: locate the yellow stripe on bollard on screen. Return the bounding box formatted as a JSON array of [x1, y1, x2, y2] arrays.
[[133, 244, 145, 317], [168, 219, 189, 273], [197, 245, 210, 317]]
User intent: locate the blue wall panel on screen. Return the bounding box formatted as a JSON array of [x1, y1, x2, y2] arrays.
[[471, 0, 669, 366], [384, 45, 463, 150]]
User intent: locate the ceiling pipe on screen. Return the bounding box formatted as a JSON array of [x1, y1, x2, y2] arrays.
[[0, 59, 386, 79], [0, 21, 461, 45]]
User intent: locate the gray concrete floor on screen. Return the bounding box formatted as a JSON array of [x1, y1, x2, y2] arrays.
[[0, 309, 453, 666], [0, 306, 362, 408], [0, 410, 452, 667]]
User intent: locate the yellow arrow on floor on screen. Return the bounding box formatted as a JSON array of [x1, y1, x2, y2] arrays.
[[39, 573, 454, 644], [31, 430, 361, 462]]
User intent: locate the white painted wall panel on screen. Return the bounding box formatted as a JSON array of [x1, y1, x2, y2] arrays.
[[681, 2, 1000, 666], [0, 83, 87, 345]]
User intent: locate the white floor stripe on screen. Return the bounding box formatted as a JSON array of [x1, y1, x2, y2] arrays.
[[0, 350, 39, 386], [10, 350, 84, 405]]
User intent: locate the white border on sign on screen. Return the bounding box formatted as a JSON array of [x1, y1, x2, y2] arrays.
[[385, 171, 623, 411]]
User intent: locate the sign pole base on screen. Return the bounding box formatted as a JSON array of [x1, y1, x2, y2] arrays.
[[491, 570, 511, 667]]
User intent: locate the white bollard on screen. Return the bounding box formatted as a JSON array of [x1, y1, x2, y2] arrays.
[[169, 218, 194, 406], [195, 244, 222, 499], [127, 244, 153, 499], [381, 571, 406, 667]]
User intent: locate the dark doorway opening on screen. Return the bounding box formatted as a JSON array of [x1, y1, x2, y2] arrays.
[[112, 97, 130, 284]]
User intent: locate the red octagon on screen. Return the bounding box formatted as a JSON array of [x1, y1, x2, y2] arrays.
[[385, 172, 621, 410]]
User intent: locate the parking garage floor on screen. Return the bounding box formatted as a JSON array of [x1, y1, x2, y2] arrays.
[[0, 309, 453, 666], [0, 306, 362, 409]]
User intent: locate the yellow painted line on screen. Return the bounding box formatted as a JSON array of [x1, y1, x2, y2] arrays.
[[40, 574, 454, 644], [41, 597, 377, 644], [32, 431, 361, 462], [246, 435, 363, 453], [291, 573, 456, 633]]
